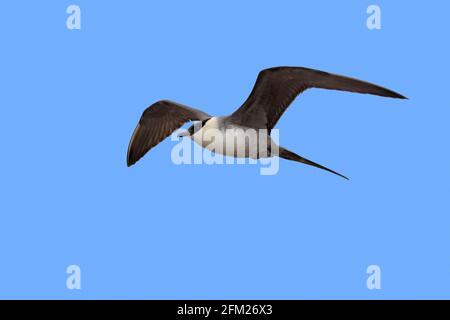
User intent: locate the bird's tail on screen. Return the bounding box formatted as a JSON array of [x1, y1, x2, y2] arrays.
[[278, 147, 349, 180]]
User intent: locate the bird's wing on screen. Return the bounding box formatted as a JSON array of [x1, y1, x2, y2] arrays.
[[127, 100, 211, 166], [231, 66, 407, 130]]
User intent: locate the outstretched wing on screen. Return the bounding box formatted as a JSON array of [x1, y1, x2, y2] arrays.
[[231, 66, 407, 130], [127, 100, 211, 166]]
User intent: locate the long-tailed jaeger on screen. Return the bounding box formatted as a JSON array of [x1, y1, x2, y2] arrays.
[[127, 66, 406, 179]]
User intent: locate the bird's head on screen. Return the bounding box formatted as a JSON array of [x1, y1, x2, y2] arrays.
[[177, 119, 210, 138]]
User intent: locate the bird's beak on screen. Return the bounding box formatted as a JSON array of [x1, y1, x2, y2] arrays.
[[177, 131, 190, 138]]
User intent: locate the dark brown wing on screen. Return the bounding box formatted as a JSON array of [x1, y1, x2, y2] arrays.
[[231, 66, 407, 130], [127, 100, 211, 166]]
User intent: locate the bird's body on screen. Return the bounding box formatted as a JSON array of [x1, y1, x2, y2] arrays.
[[189, 116, 276, 159], [127, 66, 406, 179]]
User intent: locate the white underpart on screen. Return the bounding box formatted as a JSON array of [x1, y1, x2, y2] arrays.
[[191, 117, 276, 158]]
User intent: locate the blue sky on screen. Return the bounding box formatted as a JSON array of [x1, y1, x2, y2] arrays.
[[0, 1, 449, 299]]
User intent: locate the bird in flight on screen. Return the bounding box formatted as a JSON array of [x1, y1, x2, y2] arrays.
[[127, 66, 406, 179]]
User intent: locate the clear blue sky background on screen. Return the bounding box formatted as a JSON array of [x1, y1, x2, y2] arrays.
[[0, 1, 449, 299]]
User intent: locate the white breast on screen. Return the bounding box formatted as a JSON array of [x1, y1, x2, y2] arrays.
[[191, 117, 221, 148], [191, 117, 273, 159]]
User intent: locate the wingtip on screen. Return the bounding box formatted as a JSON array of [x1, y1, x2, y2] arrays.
[[126, 156, 135, 167], [127, 159, 136, 167], [385, 90, 408, 100]]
